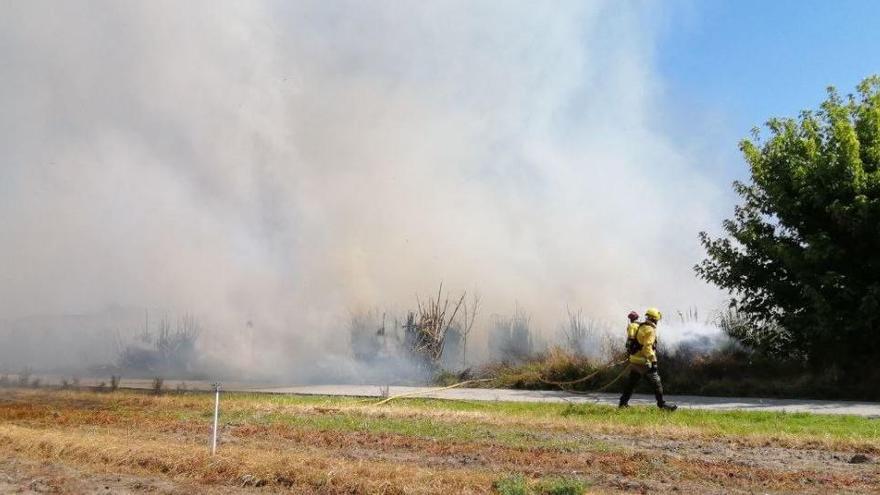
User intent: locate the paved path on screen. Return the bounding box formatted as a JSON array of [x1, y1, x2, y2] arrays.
[[24, 376, 880, 417], [250, 384, 880, 417]]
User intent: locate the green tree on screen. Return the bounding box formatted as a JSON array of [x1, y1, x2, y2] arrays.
[[696, 76, 880, 372]]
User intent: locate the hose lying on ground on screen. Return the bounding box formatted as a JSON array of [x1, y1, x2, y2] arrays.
[[551, 363, 630, 395], [373, 378, 494, 406], [372, 358, 629, 405], [537, 358, 628, 387]]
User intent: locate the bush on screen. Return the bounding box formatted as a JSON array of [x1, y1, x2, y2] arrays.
[[402, 286, 467, 370], [481, 333, 880, 401], [489, 308, 535, 363], [348, 309, 386, 363], [118, 315, 201, 374], [655, 335, 880, 400], [17, 367, 32, 387], [558, 308, 609, 359], [61, 376, 81, 390], [151, 377, 164, 395], [480, 347, 623, 392], [433, 368, 467, 386]]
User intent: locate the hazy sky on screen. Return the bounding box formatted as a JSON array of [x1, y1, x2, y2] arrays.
[[1, 1, 877, 372]]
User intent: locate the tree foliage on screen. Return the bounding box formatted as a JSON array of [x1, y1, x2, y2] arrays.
[[696, 76, 880, 370]]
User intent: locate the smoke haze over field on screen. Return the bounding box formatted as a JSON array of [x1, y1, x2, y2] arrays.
[[0, 1, 729, 378]]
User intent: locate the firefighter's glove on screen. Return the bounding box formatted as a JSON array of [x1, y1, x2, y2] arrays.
[[648, 362, 658, 373]]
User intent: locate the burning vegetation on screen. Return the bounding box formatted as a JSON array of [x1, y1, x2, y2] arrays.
[[348, 285, 480, 380], [115, 314, 201, 376]]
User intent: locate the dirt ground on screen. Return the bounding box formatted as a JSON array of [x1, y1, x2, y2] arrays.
[[0, 389, 877, 494], [0, 441, 874, 495], [0, 457, 187, 494]]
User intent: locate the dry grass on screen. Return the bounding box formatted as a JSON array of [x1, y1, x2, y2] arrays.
[[0, 424, 495, 494], [0, 389, 878, 494]]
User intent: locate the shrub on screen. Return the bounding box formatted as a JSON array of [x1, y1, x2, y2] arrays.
[[481, 311, 880, 401], [480, 347, 623, 392], [559, 308, 609, 359], [118, 315, 201, 374], [489, 308, 535, 363], [17, 367, 32, 387], [151, 377, 164, 395], [348, 309, 386, 363], [402, 285, 467, 370]]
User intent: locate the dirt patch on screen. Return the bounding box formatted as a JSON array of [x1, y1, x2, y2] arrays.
[[0, 457, 242, 494], [597, 433, 877, 475]]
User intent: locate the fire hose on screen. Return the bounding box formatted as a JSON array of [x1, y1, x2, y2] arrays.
[[373, 358, 630, 405], [537, 358, 629, 386], [373, 378, 494, 406], [537, 358, 630, 395]]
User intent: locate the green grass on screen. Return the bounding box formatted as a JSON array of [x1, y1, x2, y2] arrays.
[[494, 474, 528, 495], [556, 402, 880, 441], [199, 403, 593, 451], [535, 476, 588, 495], [270, 413, 573, 449], [217, 392, 880, 445], [493, 474, 587, 495]]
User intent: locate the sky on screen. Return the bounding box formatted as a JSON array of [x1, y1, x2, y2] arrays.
[[0, 1, 878, 377], [657, 0, 880, 179]]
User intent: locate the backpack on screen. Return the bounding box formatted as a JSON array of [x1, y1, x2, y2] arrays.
[[625, 321, 656, 355], [625, 321, 643, 355]]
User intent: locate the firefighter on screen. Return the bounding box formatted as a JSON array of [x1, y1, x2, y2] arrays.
[[625, 310, 640, 355], [619, 308, 677, 411]]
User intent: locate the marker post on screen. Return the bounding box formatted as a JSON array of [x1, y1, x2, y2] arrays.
[[211, 382, 221, 455]]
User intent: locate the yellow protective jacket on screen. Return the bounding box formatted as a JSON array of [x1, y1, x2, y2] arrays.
[[628, 321, 657, 366], [626, 322, 640, 340]]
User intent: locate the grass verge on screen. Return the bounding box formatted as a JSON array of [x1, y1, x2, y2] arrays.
[[0, 388, 877, 494]]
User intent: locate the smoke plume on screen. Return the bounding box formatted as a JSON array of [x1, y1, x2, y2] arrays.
[[0, 1, 728, 379]]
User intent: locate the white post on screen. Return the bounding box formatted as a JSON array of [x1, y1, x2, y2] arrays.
[[211, 382, 221, 455]]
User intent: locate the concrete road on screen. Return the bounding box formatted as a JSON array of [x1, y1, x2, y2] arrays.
[[28, 376, 880, 417], [250, 384, 880, 417]]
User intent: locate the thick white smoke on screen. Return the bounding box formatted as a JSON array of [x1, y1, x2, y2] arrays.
[[0, 1, 727, 379]]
